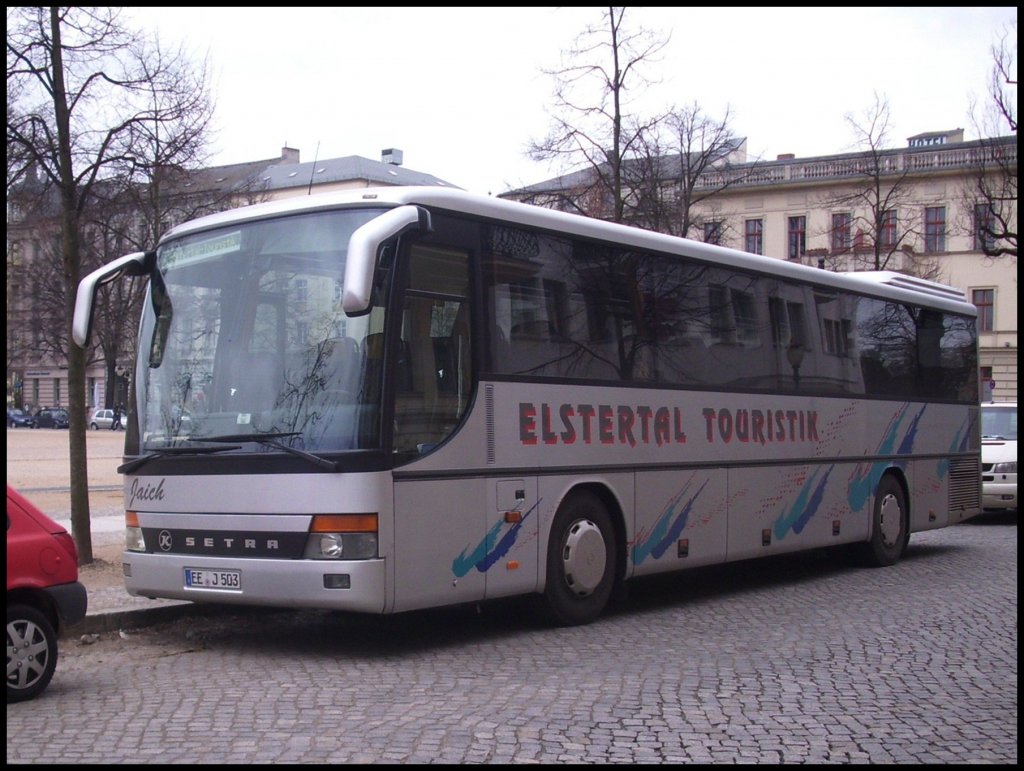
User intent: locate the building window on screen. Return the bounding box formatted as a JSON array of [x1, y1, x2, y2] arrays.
[[769, 297, 807, 348], [822, 318, 852, 356], [787, 216, 806, 260], [731, 289, 759, 345], [831, 213, 852, 253], [708, 284, 731, 343], [704, 220, 723, 246], [744, 219, 763, 255], [972, 288, 994, 332], [974, 203, 996, 252], [924, 206, 946, 253], [880, 210, 897, 248]]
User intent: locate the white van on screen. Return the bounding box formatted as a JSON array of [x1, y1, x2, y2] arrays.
[[980, 402, 1017, 512]]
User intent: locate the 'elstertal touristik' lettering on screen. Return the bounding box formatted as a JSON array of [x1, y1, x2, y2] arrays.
[[518, 402, 818, 447]]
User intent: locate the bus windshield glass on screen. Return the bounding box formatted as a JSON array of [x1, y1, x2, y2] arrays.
[[137, 207, 389, 452]]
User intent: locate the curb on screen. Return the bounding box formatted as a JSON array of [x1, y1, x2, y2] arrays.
[[73, 602, 228, 635]]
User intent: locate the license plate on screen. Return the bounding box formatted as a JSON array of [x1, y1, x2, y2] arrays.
[[184, 568, 241, 590]]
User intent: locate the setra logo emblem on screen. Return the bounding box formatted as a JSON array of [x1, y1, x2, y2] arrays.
[[158, 530, 173, 551]]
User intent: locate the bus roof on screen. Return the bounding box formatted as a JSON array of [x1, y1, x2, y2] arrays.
[[160, 186, 976, 317]]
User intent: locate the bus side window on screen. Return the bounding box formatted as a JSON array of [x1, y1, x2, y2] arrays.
[[393, 244, 471, 455]]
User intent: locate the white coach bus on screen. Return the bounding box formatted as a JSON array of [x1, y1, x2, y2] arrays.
[[74, 186, 981, 625]]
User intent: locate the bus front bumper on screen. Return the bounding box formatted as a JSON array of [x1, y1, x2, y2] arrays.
[[122, 552, 387, 613]]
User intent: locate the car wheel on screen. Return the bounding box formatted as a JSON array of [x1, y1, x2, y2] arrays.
[[6, 604, 59, 703], [90, 422, 98, 430], [542, 490, 617, 626]]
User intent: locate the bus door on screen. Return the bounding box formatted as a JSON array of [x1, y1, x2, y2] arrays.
[[391, 242, 487, 611]]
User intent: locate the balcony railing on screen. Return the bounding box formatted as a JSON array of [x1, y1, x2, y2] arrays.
[[695, 140, 1017, 190]]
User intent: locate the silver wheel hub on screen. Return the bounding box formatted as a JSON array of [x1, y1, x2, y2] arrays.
[[878, 493, 902, 547], [7, 620, 47, 688], [561, 519, 607, 596]]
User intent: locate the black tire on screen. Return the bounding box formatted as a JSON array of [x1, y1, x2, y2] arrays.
[[90, 422, 98, 430], [6, 604, 59, 703], [542, 490, 617, 626], [857, 473, 909, 567]]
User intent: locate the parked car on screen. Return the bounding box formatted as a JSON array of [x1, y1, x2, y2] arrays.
[[6, 408, 35, 428], [32, 407, 69, 429], [89, 408, 123, 431], [6, 485, 88, 702], [981, 402, 1017, 513]]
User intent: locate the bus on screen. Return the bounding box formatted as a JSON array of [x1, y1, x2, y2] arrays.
[[73, 186, 981, 625]]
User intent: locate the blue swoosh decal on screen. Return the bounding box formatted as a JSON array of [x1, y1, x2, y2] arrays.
[[633, 478, 709, 566], [451, 500, 539, 578], [848, 404, 908, 512], [774, 465, 833, 539], [938, 414, 974, 479], [896, 405, 927, 455]]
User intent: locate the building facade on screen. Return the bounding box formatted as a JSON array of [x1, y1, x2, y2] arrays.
[[6, 135, 1017, 412], [502, 130, 1018, 403]]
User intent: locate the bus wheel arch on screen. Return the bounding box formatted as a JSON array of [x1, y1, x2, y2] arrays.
[[858, 469, 910, 567], [541, 485, 623, 626]]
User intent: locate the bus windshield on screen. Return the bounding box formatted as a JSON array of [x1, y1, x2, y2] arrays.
[[137, 207, 389, 452]]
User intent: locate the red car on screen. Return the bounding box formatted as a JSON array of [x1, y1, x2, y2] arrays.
[[6, 485, 88, 702]]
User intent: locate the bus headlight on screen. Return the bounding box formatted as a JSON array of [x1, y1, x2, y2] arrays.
[[318, 533, 344, 558], [125, 511, 145, 552], [991, 462, 1016, 474], [303, 514, 378, 560]]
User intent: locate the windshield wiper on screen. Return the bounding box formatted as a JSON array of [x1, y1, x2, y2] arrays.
[[118, 443, 242, 474], [195, 432, 339, 471]]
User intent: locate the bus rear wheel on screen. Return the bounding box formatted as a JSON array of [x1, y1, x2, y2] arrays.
[[857, 473, 908, 567], [543, 490, 616, 626]]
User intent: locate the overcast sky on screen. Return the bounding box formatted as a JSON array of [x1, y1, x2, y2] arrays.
[[125, 6, 1017, 196]]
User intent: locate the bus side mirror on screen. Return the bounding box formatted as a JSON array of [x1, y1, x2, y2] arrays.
[[343, 205, 431, 315], [73, 251, 154, 347]]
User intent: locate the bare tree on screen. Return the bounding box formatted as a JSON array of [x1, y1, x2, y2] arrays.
[[961, 24, 1017, 260], [627, 102, 759, 239], [816, 93, 931, 275], [6, 7, 216, 563], [527, 7, 668, 224]]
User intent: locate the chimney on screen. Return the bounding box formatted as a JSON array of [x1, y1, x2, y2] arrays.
[[381, 148, 403, 166], [280, 146, 300, 164]]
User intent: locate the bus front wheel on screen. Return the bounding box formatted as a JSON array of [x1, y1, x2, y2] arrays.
[[858, 473, 908, 567], [542, 490, 616, 626]]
